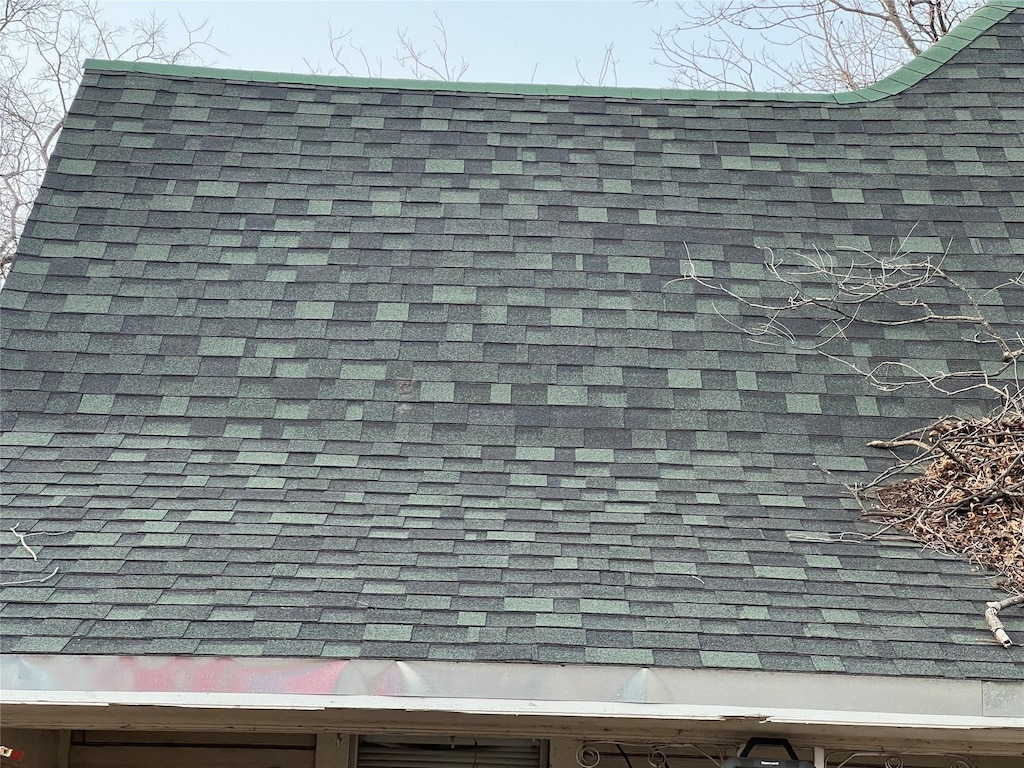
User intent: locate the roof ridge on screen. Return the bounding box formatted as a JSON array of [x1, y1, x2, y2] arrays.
[[83, 0, 1021, 104]]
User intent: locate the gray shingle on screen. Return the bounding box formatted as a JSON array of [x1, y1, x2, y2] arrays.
[[2, 5, 1023, 680]]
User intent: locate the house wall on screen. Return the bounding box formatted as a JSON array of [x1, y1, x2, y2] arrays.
[[67, 730, 318, 767], [1, 729, 68, 768], [3, 729, 1022, 768], [1, 729, 323, 768], [548, 739, 1024, 768]]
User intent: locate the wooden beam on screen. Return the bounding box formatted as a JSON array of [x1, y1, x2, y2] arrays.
[[3, 706, 1024, 757], [316, 733, 352, 768], [57, 730, 70, 768], [549, 738, 582, 768]]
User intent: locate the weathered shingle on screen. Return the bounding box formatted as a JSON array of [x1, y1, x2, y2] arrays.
[[2, 2, 1023, 678]]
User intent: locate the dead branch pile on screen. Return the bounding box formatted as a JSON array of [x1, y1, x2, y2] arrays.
[[866, 411, 1024, 592]]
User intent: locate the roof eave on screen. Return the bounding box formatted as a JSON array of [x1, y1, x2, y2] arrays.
[[3, 654, 1022, 741]]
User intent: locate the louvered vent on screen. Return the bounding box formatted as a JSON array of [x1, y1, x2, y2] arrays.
[[358, 737, 544, 768]]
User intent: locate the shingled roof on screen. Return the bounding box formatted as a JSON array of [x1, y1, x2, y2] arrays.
[[2, 1, 1023, 681]]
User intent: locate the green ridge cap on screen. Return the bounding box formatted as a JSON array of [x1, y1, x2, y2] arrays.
[[83, 0, 1018, 104]]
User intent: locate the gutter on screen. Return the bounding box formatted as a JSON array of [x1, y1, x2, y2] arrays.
[[2, 655, 1022, 737]]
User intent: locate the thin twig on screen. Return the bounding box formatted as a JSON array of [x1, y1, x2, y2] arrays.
[[670, 237, 1023, 599], [10, 524, 38, 560], [0, 566, 60, 587], [9, 524, 71, 560]]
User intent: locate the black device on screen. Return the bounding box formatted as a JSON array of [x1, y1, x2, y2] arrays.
[[720, 739, 815, 768]]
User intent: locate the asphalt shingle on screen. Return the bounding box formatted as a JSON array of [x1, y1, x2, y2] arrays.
[[2, 3, 1023, 679]]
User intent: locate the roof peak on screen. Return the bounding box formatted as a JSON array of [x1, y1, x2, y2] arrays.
[[84, 0, 1021, 104]]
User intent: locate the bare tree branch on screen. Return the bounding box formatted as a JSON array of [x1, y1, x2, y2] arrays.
[[312, 12, 468, 82], [394, 12, 469, 81], [667, 237, 1024, 401], [666, 236, 1024, 606], [306, 21, 384, 77], [986, 594, 1024, 648], [1, 0, 220, 278], [646, 0, 982, 92], [576, 43, 620, 87]]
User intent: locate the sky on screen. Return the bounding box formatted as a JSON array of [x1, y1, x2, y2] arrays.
[[95, 0, 698, 88]]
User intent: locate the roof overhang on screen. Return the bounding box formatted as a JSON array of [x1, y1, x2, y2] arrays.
[[2, 655, 1022, 748]]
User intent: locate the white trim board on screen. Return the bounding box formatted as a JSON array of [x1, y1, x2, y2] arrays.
[[2, 655, 1022, 742]]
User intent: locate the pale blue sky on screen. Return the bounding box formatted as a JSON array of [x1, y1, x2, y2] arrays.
[[96, 0, 694, 87]]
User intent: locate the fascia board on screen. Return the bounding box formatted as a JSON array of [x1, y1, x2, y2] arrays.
[[2, 654, 1022, 728], [4, 688, 1024, 730]]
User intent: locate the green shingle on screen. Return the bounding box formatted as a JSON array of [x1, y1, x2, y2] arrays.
[[548, 385, 587, 405], [786, 394, 821, 413], [515, 446, 555, 461], [585, 648, 654, 664], [832, 188, 864, 203], [699, 651, 762, 669], [504, 598, 553, 612], [2, 5, 1021, 679], [575, 448, 615, 462], [364, 624, 413, 641], [433, 286, 476, 304], [669, 370, 702, 388], [580, 599, 630, 614], [722, 156, 753, 171], [371, 201, 402, 216], [753, 566, 808, 580], [158, 399, 189, 417], [275, 402, 310, 419], [602, 179, 632, 193], [376, 302, 409, 321], [294, 301, 334, 319], [78, 394, 114, 413], [237, 451, 288, 465], [198, 337, 246, 356], [426, 159, 464, 174], [64, 295, 111, 313], [608, 256, 651, 274], [57, 159, 95, 175], [196, 181, 238, 197]]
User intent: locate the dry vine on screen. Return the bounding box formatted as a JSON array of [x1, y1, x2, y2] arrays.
[[865, 411, 1023, 593], [667, 236, 1024, 645]]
